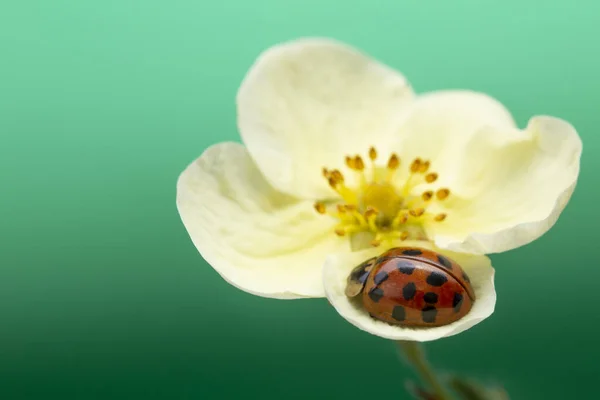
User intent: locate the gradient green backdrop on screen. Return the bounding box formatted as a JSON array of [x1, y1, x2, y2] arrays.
[[1, 1, 598, 399]]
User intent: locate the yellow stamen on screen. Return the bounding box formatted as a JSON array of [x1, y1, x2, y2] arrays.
[[391, 211, 409, 228], [368, 147, 377, 161], [436, 188, 450, 200], [327, 172, 357, 203], [349, 209, 368, 227], [364, 207, 378, 219], [434, 213, 447, 222], [425, 173, 438, 183], [330, 169, 344, 183], [387, 154, 400, 170], [354, 155, 365, 171], [317, 148, 454, 246], [409, 207, 425, 217], [345, 155, 367, 186], [385, 153, 400, 182], [410, 158, 422, 173], [364, 207, 379, 232], [345, 156, 355, 170], [314, 202, 326, 214]]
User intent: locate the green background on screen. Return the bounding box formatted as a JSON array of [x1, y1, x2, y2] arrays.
[[1, 1, 597, 399]]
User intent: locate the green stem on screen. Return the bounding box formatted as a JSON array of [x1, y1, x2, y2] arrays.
[[398, 341, 453, 400]]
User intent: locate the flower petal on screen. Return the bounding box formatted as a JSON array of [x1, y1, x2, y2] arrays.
[[390, 90, 517, 184], [427, 116, 582, 254], [323, 241, 496, 341], [237, 37, 414, 199], [176, 142, 349, 299]]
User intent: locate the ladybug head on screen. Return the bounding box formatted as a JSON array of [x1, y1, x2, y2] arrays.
[[345, 257, 377, 297]]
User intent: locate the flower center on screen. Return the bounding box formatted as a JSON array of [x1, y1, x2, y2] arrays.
[[314, 147, 450, 247]]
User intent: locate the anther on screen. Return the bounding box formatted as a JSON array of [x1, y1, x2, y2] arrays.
[[330, 169, 344, 183], [409, 207, 425, 217], [387, 154, 400, 170], [392, 211, 408, 228], [354, 156, 365, 171], [410, 158, 422, 173], [425, 173, 438, 183], [314, 202, 326, 214], [319, 149, 450, 242], [369, 147, 377, 161], [436, 188, 450, 200], [364, 207, 378, 219], [399, 213, 409, 224], [345, 156, 355, 170], [364, 207, 379, 231], [434, 213, 447, 222]]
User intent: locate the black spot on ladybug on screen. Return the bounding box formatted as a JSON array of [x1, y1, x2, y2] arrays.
[[402, 282, 417, 301], [373, 271, 389, 285], [437, 254, 452, 270], [462, 272, 471, 283], [426, 271, 447, 287], [422, 306, 437, 323], [402, 249, 422, 256], [368, 287, 384, 302], [453, 293, 464, 313], [392, 306, 406, 321], [423, 292, 438, 304], [397, 260, 415, 275]]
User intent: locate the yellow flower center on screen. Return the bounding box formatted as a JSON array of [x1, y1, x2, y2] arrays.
[[314, 147, 450, 247]]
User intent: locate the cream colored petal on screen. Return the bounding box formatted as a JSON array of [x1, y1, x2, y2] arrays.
[[390, 90, 517, 187], [323, 241, 495, 341], [176, 142, 348, 299], [237, 37, 414, 199], [427, 116, 582, 254]]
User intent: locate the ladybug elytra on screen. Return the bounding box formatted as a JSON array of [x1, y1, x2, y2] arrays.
[[345, 247, 475, 327]]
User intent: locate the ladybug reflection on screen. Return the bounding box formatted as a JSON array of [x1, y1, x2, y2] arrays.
[[346, 247, 475, 327]]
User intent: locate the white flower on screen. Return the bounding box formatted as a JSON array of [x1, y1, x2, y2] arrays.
[[176, 38, 581, 341]]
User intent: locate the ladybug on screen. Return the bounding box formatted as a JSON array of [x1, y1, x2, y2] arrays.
[[345, 247, 475, 327]]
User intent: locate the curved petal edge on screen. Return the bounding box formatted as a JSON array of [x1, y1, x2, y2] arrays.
[[432, 116, 582, 254], [236, 37, 415, 199], [176, 141, 347, 299], [323, 241, 496, 341]]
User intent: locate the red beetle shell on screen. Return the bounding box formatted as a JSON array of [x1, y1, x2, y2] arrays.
[[348, 247, 475, 327]]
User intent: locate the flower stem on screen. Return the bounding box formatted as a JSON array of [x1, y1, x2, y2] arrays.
[[397, 341, 453, 400]]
